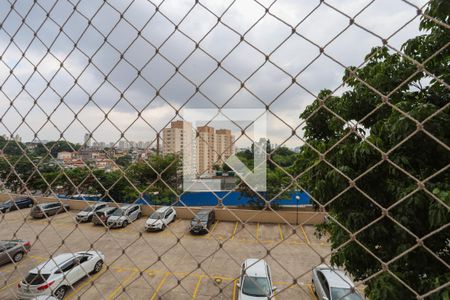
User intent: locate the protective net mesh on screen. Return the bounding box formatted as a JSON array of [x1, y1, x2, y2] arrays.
[[0, 0, 448, 299]]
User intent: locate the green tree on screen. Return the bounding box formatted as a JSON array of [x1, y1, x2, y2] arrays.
[[125, 154, 180, 204], [235, 145, 294, 209], [115, 155, 132, 167], [34, 141, 80, 157], [0, 136, 25, 155], [295, 1, 449, 299]]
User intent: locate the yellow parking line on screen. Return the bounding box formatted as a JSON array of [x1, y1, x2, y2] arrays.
[[66, 269, 106, 299], [256, 223, 260, 240], [301, 225, 311, 245], [0, 279, 20, 292], [308, 284, 318, 300], [191, 274, 204, 299], [107, 270, 139, 300], [150, 273, 170, 300], [278, 224, 284, 241], [231, 222, 238, 240], [207, 221, 219, 239], [232, 279, 237, 300]]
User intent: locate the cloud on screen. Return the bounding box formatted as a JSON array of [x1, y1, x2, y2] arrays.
[[0, 0, 425, 146]]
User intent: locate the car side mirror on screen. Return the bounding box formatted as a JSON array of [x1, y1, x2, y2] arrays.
[[322, 297, 329, 300], [236, 283, 240, 288], [272, 286, 277, 292]]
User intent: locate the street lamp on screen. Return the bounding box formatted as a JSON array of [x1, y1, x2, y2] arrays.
[[295, 195, 300, 225]]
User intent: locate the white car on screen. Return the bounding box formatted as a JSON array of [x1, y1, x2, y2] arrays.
[[106, 204, 141, 228], [237, 259, 276, 299], [145, 206, 176, 231], [312, 264, 363, 300], [17, 251, 104, 300], [75, 203, 108, 223]]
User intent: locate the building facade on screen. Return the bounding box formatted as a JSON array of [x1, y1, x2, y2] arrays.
[[215, 129, 235, 165], [196, 126, 216, 176], [162, 120, 197, 177], [163, 121, 235, 178]]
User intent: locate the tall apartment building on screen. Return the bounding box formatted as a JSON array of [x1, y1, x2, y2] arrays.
[[83, 133, 91, 147], [215, 129, 235, 164], [196, 126, 216, 176], [163, 121, 235, 177], [162, 120, 196, 177]]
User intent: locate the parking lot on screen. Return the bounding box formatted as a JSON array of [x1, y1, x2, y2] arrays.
[[0, 208, 330, 299]]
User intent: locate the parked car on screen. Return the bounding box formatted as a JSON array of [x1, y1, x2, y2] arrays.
[[189, 209, 215, 234], [31, 296, 58, 300], [312, 264, 363, 300], [237, 259, 276, 299], [92, 207, 117, 226], [0, 197, 34, 213], [0, 240, 31, 265], [30, 203, 70, 219], [17, 251, 104, 300], [75, 203, 108, 223], [145, 206, 176, 231], [106, 204, 141, 228]]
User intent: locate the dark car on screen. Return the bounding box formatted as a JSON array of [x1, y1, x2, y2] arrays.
[[30, 202, 70, 219], [92, 207, 117, 226], [0, 197, 34, 213], [0, 240, 31, 265], [189, 209, 215, 234]]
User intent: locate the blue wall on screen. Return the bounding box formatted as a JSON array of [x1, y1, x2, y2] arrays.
[[134, 191, 309, 206], [59, 191, 310, 207]]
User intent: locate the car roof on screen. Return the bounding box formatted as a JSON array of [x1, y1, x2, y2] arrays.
[[38, 202, 58, 207], [98, 206, 115, 212], [244, 259, 268, 277], [317, 267, 354, 289], [155, 206, 172, 213], [32, 253, 78, 273], [197, 209, 212, 215], [121, 204, 137, 209], [91, 203, 106, 207]]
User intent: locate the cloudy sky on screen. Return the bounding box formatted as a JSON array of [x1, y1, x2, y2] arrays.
[[0, 0, 428, 148]]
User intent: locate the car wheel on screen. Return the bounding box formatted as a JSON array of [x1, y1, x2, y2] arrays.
[[122, 220, 128, 228], [28, 203, 33, 208], [172, 215, 176, 222], [137, 212, 142, 219], [54, 286, 67, 300], [92, 260, 103, 274], [162, 224, 166, 230], [13, 252, 24, 262]]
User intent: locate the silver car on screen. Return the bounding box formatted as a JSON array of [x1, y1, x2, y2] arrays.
[[106, 204, 141, 228], [92, 207, 117, 226], [17, 251, 104, 299], [0, 240, 31, 265], [75, 203, 108, 222], [30, 203, 70, 219], [237, 259, 276, 299], [312, 264, 363, 300]]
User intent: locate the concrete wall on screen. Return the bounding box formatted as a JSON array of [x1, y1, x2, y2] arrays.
[[0, 194, 325, 225]]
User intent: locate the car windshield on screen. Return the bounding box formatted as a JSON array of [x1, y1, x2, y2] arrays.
[[24, 272, 50, 285], [111, 208, 124, 216], [331, 288, 363, 300], [242, 276, 271, 297], [2, 201, 12, 206], [194, 214, 208, 222], [82, 206, 94, 212], [150, 212, 163, 219]]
